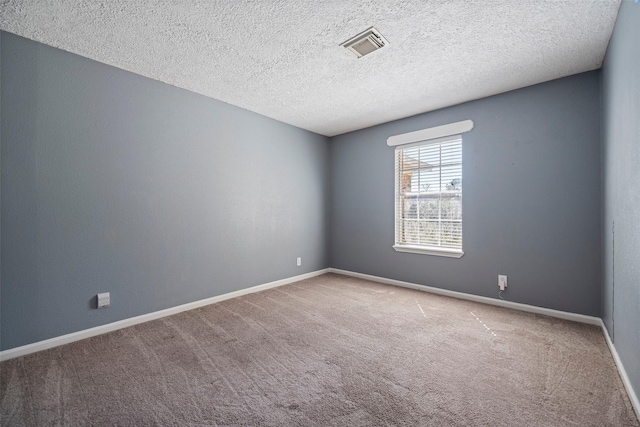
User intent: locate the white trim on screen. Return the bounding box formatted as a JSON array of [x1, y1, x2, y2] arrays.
[[600, 320, 640, 421], [0, 268, 330, 361], [328, 268, 601, 325], [387, 119, 474, 147], [2, 267, 637, 421], [393, 245, 464, 258], [393, 134, 462, 151]]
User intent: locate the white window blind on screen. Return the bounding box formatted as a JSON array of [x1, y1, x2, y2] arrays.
[[394, 135, 463, 257]]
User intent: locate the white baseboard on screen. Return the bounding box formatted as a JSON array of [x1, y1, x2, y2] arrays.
[[3, 267, 637, 423], [0, 268, 330, 362], [329, 268, 601, 325], [329, 268, 638, 421], [600, 320, 640, 421]]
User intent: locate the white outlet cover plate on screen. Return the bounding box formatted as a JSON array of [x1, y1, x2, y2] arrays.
[[498, 275, 507, 290], [97, 292, 110, 308]]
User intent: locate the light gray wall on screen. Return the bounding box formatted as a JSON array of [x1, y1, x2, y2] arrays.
[[0, 32, 330, 351], [601, 0, 640, 402], [330, 72, 602, 316]]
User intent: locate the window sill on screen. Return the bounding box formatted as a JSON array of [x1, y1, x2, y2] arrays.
[[393, 245, 464, 258]]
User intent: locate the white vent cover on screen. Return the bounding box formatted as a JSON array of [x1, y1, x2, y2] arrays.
[[340, 27, 389, 58]]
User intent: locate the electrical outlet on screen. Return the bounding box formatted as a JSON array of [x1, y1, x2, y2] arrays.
[[97, 292, 110, 308], [498, 275, 507, 291], [297, 257, 302, 266]]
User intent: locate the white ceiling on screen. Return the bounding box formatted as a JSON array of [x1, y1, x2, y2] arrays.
[[1, 0, 621, 137]]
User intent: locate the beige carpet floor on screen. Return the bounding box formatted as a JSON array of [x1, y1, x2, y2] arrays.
[[1, 273, 638, 426]]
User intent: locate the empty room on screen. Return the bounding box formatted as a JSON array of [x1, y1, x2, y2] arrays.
[[1, 0, 639, 425]]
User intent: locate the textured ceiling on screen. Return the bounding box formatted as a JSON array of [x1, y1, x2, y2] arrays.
[[1, 0, 621, 136]]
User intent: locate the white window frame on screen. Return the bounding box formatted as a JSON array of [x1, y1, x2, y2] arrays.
[[387, 120, 473, 258]]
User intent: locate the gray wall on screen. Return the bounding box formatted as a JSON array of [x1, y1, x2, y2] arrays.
[[601, 0, 640, 402], [330, 72, 602, 316], [0, 32, 330, 350]]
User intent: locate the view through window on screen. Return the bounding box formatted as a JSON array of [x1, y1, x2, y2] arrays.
[[394, 135, 463, 255]]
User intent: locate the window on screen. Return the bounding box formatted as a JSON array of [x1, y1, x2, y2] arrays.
[[387, 120, 472, 258]]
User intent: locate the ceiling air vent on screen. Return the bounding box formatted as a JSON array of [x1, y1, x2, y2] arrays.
[[340, 27, 389, 59]]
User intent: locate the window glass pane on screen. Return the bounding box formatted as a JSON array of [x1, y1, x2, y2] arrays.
[[402, 197, 418, 219], [420, 221, 440, 246], [402, 220, 420, 244], [440, 195, 462, 220], [440, 222, 462, 248], [417, 169, 440, 194], [419, 146, 440, 166], [419, 197, 440, 220], [401, 147, 421, 171], [441, 164, 462, 192], [440, 141, 462, 165]]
